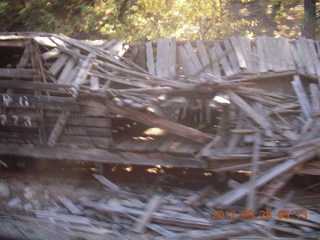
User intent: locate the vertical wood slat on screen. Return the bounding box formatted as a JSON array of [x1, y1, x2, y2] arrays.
[[290, 43, 304, 74], [309, 83, 320, 114], [297, 38, 315, 75], [145, 41, 155, 76], [280, 37, 295, 71], [168, 37, 176, 77], [256, 37, 267, 73], [307, 39, 320, 76], [162, 38, 170, 77], [262, 37, 274, 72], [156, 39, 164, 77]]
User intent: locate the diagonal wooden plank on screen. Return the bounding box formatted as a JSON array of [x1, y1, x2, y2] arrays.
[[225, 89, 271, 130], [49, 53, 68, 76], [178, 45, 195, 77], [196, 40, 212, 74], [291, 75, 312, 119], [132, 195, 162, 233], [224, 39, 241, 74], [213, 42, 233, 76], [184, 41, 203, 73], [208, 47, 221, 77], [107, 101, 213, 143], [230, 36, 246, 69]]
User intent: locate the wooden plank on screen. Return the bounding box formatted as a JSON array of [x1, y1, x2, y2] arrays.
[[168, 37, 176, 77], [81, 200, 213, 229], [16, 44, 31, 68], [206, 146, 317, 208], [184, 41, 202, 73], [59, 136, 110, 148], [309, 83, 320, 113], [297, 38, 315, 75], [307, 39, 320, 76], [89, 76, 99, 90], [196, 40, 211, 73], [0, 68, 37, 79], [132, 195, 162, 233], [145, 42, 155, 76], [47, 111, 70, 147], [67, 116, 109, 128], [177, 45, 195, 77], [72, 53, 95, 98], [224, 39, 241, 74], [93, 174, 120, 191], [0, 40, 25, 47], [230, 36, 246, 69], [213, 42, 233, 76], [241, 37, 256, 73], [58, 196, 82, 215], [0, 93, 79, 112], [162, 38, 170, 77], [225, 89, 271, 130], [290, 42, 304, 73], [262, 36, 274, 71], [156, 39, 165, 77], [49, 53, 68, 76], [41, 48, 60, 60], [107, 101, 213, 143], [280, 37, 295, 70], [269, 38, 283, 72], [255, 37, 267, 72], [246, 133, 260, 212], [57, 57, 77, 84], [208, 47, 221, 77], [291, 75, 312, 119]]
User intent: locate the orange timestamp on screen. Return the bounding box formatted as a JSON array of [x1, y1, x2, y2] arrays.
[[211, 210, 308, 220]]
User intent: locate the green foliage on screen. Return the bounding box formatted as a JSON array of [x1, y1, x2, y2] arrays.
[[0, 0, 316, 40]]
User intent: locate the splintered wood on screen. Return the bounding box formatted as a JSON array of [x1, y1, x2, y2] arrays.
[[0, 33, 320, 238]]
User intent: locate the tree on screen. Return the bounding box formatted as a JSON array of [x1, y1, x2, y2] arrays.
[[301, 0, 316, 39]]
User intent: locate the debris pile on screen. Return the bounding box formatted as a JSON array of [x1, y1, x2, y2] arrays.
[[0, 33, 320, 238]]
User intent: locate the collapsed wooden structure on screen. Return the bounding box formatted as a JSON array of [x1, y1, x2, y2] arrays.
[[0, 33, 320, 170], [1, 33, 320, 238]]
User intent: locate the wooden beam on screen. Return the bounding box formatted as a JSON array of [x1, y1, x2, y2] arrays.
[[225, 89, 271, 130], [291, 74, 312, 119], [0, 68, 37, 79], [132, 195, 162, 233], [0, 80, 71, 90], [47, 111, 70, 147], [107, 101, 213, 143]]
